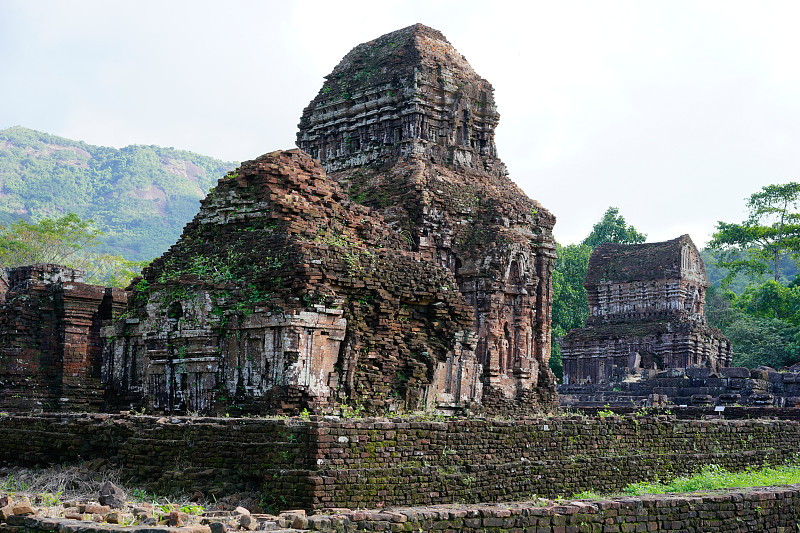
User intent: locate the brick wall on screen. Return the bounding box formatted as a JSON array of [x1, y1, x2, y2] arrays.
[[1, 413, 798, 510], [4, 486, 800, 533], [0, 266, 126, 412]]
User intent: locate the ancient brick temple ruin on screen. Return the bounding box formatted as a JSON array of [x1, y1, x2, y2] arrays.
[[560, 235, 731, 386], [0, 265, 126, 411], [98, 24, 557, 416], [298, 24, 557, 412]]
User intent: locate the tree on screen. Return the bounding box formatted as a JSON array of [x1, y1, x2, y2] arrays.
[[0, 213, 102, 267], [549, 208, 646, 378], [550, 243, 592, 379], [0, 213, 147, 287], [735, 280, 800, 325], [708, 182, 800, 285], [724, 313, 799, 369], [705, 283, 800, 369], [582, 207, 647, 247]]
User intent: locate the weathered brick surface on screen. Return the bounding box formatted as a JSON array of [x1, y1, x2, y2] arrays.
[[5, 486, 800, 533], [1, 414, 798, 511], [561, 367, 800, 408], [0, 265, 126, 412], [561, 236, 731, 390], [298, 24, 558, 411], [103, 150, 480, 416]]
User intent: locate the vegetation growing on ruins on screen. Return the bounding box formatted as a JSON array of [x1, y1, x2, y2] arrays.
[[625, 462, 800, 495], [574, 460, 800, 499]]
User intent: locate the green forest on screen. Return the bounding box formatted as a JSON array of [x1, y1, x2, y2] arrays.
[[550, 186, 800, 377], [0, 126, 236, 261]]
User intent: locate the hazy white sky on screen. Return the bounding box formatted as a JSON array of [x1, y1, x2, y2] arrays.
[[3, 0, 800, 245]]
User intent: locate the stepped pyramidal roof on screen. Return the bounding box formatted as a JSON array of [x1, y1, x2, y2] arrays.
[[298, 23, 505, 175], [299, 24, 560, 412]]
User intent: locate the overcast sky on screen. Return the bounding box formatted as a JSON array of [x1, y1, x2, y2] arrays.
[[3, 0, 800, 246]]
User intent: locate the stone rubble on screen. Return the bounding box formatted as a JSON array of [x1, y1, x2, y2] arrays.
[[4, 486, 800, 533]]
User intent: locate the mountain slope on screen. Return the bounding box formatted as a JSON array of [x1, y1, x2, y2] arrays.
[[0, 126, 237, 260]]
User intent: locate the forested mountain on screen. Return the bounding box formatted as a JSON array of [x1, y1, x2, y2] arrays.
[[0, 126, 236, 260]]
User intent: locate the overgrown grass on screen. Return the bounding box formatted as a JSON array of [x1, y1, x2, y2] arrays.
[[623, 463, 800, 496], [572, 461, 800, 499], [0, 465, 207, 521], [0, 465, 120, 500]]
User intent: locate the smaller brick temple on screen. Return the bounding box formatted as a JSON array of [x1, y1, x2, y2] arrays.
[[560, 235, 731, 385], [0, 265, 127, 411]]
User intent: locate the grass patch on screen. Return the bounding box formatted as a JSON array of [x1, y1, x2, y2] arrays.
[[623, 462, 800, 496], [571, 460, 800, 499]]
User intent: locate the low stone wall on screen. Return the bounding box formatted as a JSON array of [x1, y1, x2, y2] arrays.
[[278, 416, 798, 509], [1, 413, 799, 510], [4, 486, 800, 532], [0, 414, 308, 498], [575, 405, 800, 421]]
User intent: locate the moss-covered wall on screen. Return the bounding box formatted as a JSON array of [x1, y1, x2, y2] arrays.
[[1, 413, 797, 511]]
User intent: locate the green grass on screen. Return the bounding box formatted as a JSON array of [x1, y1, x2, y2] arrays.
[[0, 474, 30, 494], [624, 463, 800, 495], [572, 460, 800, 499]]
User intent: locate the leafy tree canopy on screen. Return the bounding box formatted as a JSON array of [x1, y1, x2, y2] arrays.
[[705, 283, 800, 369], [581, 206, 647, 247], [550, 243, 592, 379], [709, 182, 800, 286], [0, 213, 102, 267], [550, 208, 646, 378], [723, 313, 799, 369], [0, 213, 148, 287], [735, 280, 800, 326]]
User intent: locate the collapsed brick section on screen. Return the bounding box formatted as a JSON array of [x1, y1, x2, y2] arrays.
[[104, 150, 481, 415], [298, 24, 557, 411], [561, 235, 731, 386], [0, 265, 126, 411]]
